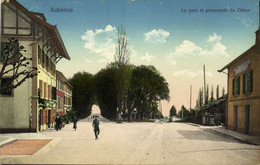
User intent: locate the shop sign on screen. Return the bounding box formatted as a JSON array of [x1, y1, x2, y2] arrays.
[[234, 59, 250, 75]]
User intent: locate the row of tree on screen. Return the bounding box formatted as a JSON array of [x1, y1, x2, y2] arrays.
[[69, 26, 170, 121], [69, 64, 170, 121], [196, 84, 225, 111], [169, 84, 226, 121]]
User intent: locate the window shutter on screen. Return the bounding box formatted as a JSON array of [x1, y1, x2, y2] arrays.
[[237, 76, 240, 95], [243, 74, 246, 94], [232, 78, 235, 96], [249, 70, 253, 93]]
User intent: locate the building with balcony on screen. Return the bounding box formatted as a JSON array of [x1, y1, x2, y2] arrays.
[[0, 0, 70, 132]]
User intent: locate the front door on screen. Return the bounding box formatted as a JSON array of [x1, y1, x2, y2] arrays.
[[234, 106, 238, 131], [48, 110, 51, 128], [245, 105, 250, 134], [38, 110, 42, 132]]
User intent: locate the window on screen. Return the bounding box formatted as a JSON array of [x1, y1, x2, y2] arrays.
[[57, 96, 63, 112], [52, 86, 56, 100], [243, 71, 253, 94], [1, 42, 10, 62], [0, 77, 13, 96], [232, 76, 240, 96]]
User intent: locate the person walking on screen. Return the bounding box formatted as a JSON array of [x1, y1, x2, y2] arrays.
[[92, 116, 100, 140], [73, 116, 78, 131], [55, 115, 62, 131]]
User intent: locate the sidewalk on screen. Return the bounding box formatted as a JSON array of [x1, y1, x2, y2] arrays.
[[0, 132, 51, 146], [188, 123, 260, 145]]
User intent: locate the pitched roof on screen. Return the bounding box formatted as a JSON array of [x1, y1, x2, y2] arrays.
[[56, 70, 72, 88], [218, 29, 260, 72], [2, 0, 70, 60]]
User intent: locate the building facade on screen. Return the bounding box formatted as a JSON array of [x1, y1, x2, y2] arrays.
[[0, 0, 70, 132], [56, 70, 72, 116], [219, 29, 260, 136]]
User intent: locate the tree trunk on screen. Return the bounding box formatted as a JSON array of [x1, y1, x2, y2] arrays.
[[137, 111, 141, 121], [128, 109, 132, 122]]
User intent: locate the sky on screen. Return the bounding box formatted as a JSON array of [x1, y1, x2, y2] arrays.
[[18, 0, 259, 116]]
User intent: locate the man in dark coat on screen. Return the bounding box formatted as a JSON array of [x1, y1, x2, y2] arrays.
[[92, 116, 100, 140], [55, 115, 62, 131], [73, 116, 78, 131]]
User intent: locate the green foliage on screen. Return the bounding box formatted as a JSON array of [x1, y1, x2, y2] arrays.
[[68, 72, 95, 118], [129, 65, 170, 120], [178, 105, 190, 119], [210, 85, 214, 102], [222, 87, 225, 96], [169, 105, 177, 117], [94, 67, 118, 120], [60, 114, 70, 123], [216, 85, 219, 99]]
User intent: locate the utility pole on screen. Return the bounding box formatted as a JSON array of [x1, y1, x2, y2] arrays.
[[203, 65, 206, 106]]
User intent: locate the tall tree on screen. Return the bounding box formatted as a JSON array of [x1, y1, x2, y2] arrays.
[[69, 72, 95, 118], [94, 65, 119, 120], [196, 88, 203, 110], [222, 87, 225, 96], [210, 85, 214, 102], [169, 105, 177, 117], [216, 85, 219, 99], [205, 84, 209, 105], [0, 38, 37, 95], [129, 65, 169, 121], [114, 26, 131, 120]]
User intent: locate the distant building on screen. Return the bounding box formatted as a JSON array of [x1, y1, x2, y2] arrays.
[[0, 0, 70, 132], [56, 70, 72, 116], [203, 95, 227, 126], [219, 28, 260, 136]]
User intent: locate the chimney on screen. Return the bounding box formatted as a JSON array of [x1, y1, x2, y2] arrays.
[[256, 1, 260, 44], [256, 29, 260, 44]]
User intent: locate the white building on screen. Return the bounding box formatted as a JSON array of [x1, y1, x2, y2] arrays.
[[0, 0, 70, 132]]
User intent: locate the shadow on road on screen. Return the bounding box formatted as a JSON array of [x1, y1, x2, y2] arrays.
[[177, 129, 243, 144]]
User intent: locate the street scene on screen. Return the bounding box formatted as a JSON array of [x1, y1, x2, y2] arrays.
[[1, 0, 260, 165], [1, 115, 260, 165]]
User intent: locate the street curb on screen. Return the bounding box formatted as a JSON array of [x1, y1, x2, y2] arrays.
[[0, 138, 16, 147], [186, 122, 260, 145], [203, 128, 257, 145]]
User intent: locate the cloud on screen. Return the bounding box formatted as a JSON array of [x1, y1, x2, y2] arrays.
[[169, 33, 228, 58], [81, 25, 117, 62], [173, 69, 213, 78], [171, 59, 177, 66], [97, 59, 107, 63], [207, 33, 221, 43], [140, 52, 156, 62], [144, 29, 170, 43], [85, 59, 92, 63], [174, 40, 202, 56], [236, 13, 255, 28]]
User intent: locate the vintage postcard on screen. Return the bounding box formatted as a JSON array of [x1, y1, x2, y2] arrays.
[[1, 0, 260, 164]]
